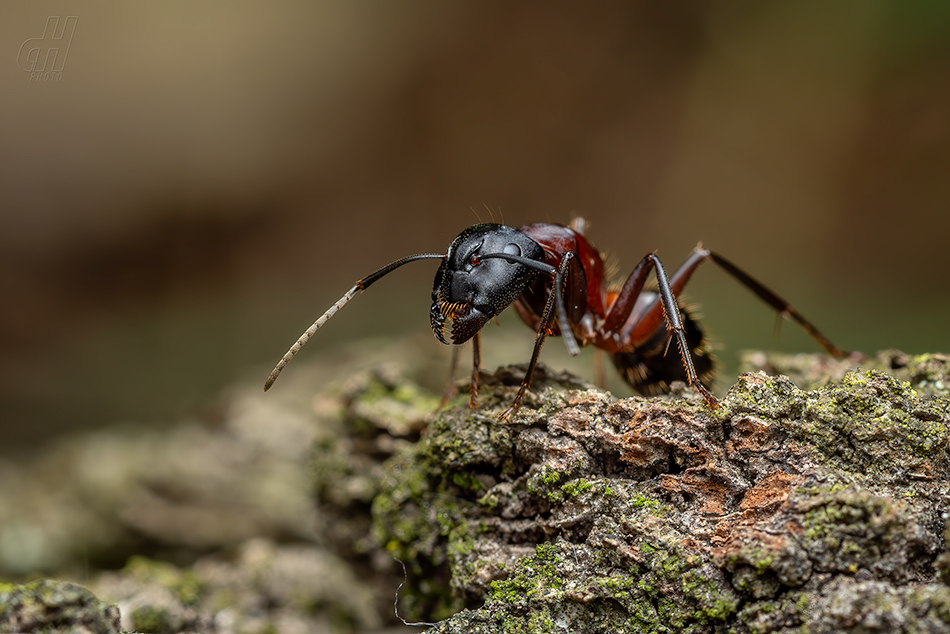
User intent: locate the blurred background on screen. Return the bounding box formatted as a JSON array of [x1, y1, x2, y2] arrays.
[[2, 1, 948, 455]]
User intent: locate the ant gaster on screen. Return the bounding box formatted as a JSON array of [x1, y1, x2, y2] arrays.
[[265, 218, 847, 419]]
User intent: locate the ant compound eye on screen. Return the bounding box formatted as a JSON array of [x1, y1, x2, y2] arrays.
[[504, 243, 522, 257], [461, 253, 478, 272], [458, 239, 484, 272]]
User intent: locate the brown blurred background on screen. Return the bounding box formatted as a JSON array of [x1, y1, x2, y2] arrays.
[[1, 1, 948, 455]]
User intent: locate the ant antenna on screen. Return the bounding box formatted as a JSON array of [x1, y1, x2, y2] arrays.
[[264, 284, 360, 391], [264, 253, 444, 391]]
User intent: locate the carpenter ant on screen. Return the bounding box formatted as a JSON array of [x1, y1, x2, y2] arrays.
[[264, 219, 847, 418]]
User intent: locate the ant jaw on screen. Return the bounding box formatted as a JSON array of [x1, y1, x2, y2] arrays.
[[430, 307, 450, 345], [430, 299, 490, 345], [430, 299, 473, 345], [452, 306, 492, 344]]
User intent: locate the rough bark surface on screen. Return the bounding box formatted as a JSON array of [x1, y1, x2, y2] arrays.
[[1, 344, 949, 633], [359, 353, 950, 632]]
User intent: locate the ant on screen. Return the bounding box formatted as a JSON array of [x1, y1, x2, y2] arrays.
[[264, 218, 847, 419]]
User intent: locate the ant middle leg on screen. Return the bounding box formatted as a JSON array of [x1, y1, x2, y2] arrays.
[[599, 251, 718, 405]]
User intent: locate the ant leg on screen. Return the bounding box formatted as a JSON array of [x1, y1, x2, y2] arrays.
[[599, 251, 717, 406], [600, 254, 655, 339], [441, 344, 461, 407], [650, 254, 718, 406], [632, 248, 848, 359], [706, 251, 848, 358], [479, 251, 580, 357], [470, 333, 481, 409], [500, 252, 577, 419], [618, 249, 709, 344]]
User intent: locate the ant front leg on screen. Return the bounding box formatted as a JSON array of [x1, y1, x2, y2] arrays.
[[441, 344, 462, 407], [500, 252, 579, 420], [440, 334, 482, 409], [469, 333, 481, 409]]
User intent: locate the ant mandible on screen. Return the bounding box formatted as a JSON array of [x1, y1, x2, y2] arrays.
[[264, 218, 848, 419]]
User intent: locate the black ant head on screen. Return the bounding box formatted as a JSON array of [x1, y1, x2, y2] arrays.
[[431, 224, 545, 345]]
